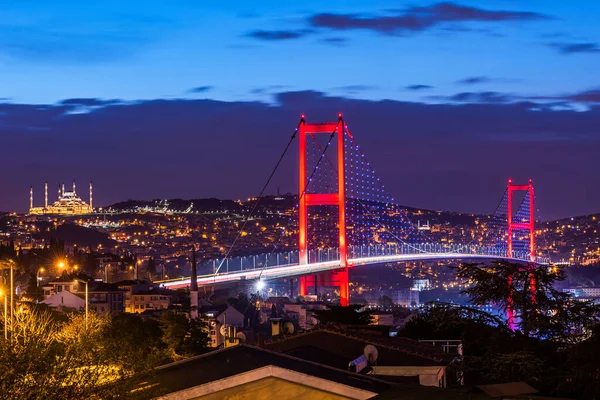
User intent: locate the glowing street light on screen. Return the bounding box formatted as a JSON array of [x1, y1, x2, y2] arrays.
[[256, 280, 266, 291], [0, 290, 6, 340], [37, 268, 45, 287]]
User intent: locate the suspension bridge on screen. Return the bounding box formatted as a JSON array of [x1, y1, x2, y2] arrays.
[[162, 115, 548, 305]]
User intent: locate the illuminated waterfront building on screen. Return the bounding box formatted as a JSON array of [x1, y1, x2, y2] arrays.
[[29, 180, 93, 215]]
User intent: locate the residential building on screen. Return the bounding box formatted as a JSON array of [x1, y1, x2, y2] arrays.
[[264, 327, 456, 388], [203, 305, 245, 348], [42, 290, 85, 312], [116, 280, 175, 313], [42, 276, 124, 314]]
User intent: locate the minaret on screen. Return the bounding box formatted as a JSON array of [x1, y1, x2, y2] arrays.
[[61, 183, 65, 197], [57, 184, 61, 201], [89, 181, 93, 210], [29, 186, 33, 210], [190, 249, 199, 319], [44, 181, 48, 208], [72, 179, 76, 195]]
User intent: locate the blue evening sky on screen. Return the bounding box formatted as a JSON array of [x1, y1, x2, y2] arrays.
[[2, 0, 599, 104]]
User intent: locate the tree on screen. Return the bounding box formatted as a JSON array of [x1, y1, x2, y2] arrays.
[[160, 312, 209, 359], [454, 261, 600, 341], [312, 305, 373, 326], [101, 313, 167, 373], [24, 272, 43, 300], [147, 257, 156, 279], [378, 295, 394, 310], [568, 324, 600, 398], [0, 310, 151, 399]]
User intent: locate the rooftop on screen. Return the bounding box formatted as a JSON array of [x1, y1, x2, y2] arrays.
[[263, 327, 454, 368]]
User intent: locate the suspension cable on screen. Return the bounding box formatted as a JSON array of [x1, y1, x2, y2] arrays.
[[213, 120, 302, 276], [256, 124, 339, 280]]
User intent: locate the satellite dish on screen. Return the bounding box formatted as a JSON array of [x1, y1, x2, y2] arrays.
[[236, 332, 247, 343], [282, 321, 295, 335], [219, 324, 228, 337], [364, 345, 379, 364]]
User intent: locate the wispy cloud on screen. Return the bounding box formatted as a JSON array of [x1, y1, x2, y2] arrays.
[[335, 85, 377, 93], [456, 76, 491, 85], [548, 42, 600, 54], [455, 76, 519, 85], [246, 29, 312, 41], [405, 84, 433, 91], [321, 37, 348, 46], [309, 3, 551, 35], [188, 86, 214, 94]]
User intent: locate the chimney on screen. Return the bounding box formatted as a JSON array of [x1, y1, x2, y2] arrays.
[[29, 186, 33, 210], [257, 334, 265, 348], [270, 318, 282, 337], [44, 181, 48, 208], [89, 181, 93, 209]]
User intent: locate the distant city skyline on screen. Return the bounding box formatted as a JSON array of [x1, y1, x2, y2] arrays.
[[1, 1, 599, 219]]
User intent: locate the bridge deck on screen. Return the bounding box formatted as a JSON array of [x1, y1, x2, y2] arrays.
[[161, 253, 544, 290]]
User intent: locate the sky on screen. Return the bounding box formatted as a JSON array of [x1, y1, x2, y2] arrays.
[[1, 0, 599, 219]]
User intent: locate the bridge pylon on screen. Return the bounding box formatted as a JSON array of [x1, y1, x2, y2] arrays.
[[507, 179, 535, 261], [298, 114, 349, 305]]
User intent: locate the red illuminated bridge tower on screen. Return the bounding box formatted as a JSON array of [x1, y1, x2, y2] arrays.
[[298, 115, 350, 306], [507, 179, 535, 262]]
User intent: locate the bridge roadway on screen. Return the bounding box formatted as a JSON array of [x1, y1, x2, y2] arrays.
[[160, 252, 543, 290]]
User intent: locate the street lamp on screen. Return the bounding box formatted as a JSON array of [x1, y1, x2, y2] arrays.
[[0, 290, 6, 340], [8, 260, 13, 335], [37, 268, 45, 287], [73, 278, 89, 329]]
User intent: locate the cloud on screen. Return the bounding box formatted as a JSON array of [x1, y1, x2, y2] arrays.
[[405, 84, 433, 91], [568, 90, 600, 102], [455, 76, 519, 85], [335, 85, 377, 93], [250, 85, 287, 95], [246, 30, 312, 41], [532, 89, 600, 104], [548, 42, 600, 54], [188, 86, 214, 94], [309, 3, 550, 35], [1, 91, 599, 219], [456, 76, 490, 85], [429, 88, 600, 106], [429, 91, 518, 103], [321, 37, 348, 46], [60, 98, 121, 106]]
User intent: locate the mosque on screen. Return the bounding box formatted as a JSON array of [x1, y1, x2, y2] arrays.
[[29, 180, 93, 215]]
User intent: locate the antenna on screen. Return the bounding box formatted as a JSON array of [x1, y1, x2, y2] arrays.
[[282, 321, 295, 335], [364, 345, 379, 364]]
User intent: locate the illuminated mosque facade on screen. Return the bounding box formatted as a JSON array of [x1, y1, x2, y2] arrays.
[[29, 180, 93, 215]]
